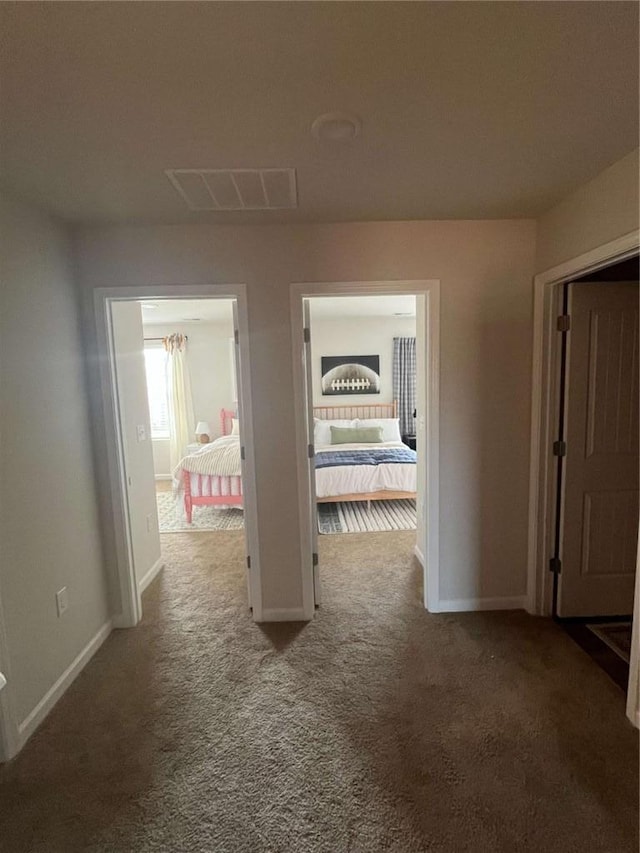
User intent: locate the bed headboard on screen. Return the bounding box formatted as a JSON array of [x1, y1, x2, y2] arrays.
[[312, 401, 398, 420], [220, 408, 237, 436]]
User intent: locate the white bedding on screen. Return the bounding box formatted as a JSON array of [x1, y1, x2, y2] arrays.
[[314, 441, 416, 499], [175, 434, 242, 479]]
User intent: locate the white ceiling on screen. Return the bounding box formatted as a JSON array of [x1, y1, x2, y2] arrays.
[[1, 3, 638, 225], [140, 299, 234, 326], [309, 295, 416, 319]]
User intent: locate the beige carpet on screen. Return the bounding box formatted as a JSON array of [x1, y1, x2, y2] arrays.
[[0, 531, 637, 852]]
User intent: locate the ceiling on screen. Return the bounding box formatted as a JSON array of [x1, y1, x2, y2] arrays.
[[1, 3, 638, 225], [309, 295, 416, 319], [140, 299, 235, 326]]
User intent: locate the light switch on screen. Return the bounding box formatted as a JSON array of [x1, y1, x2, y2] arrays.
[[136, 424, 147, 442]]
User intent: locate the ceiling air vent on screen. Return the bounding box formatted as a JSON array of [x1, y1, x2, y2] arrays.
[[166, 168, 297, 211]]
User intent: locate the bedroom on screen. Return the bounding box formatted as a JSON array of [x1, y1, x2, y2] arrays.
[[304, 293, 422, 594], [140, 298, 245, 535], [107, 294, 254, 608]]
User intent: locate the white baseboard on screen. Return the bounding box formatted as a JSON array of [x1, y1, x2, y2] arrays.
[[436, 596, 527, 613], [155, 475, 172, 481], [138, 557, 164, 594], [414, 545, 425, 567], [259, 607, 310, 622], [17, 620, 112, 747]]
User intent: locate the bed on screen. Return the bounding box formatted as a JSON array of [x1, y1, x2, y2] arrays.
[[177, 409, 243, 523], [177, 403, 416, 524], [313, 402, 417, 505]]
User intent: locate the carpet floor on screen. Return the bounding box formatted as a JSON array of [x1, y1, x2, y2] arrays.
[[0, 531, 637, 852]]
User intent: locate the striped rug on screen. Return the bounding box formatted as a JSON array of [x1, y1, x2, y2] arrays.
[[317, 499, 416, 534]]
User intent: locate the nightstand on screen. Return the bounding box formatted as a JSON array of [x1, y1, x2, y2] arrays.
[[402, 434, 416, 450], [186, 442, 204, 454]]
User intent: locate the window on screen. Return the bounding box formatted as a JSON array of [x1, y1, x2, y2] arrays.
[[144, 345, 170, 438]]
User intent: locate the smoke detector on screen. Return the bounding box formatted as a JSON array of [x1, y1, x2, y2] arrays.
[[311, 112, 362, 142], [166, 168, 297, 211]]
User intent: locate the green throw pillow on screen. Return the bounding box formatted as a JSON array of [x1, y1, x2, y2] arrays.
[[330, 425, 384, 445]]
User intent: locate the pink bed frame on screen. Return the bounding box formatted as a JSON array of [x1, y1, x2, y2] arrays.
[[183, 408, 243, 523]]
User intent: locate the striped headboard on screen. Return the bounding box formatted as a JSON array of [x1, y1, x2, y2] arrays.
[[313, 401, 397, 420]]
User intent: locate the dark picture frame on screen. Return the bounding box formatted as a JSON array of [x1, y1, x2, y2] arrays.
[[320, 355, 381, 396]]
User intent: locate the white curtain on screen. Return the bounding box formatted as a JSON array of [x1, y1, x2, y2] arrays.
[[163, 333, 195, 473]]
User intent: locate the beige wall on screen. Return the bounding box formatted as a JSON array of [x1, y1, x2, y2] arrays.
[[0, 193, 109, 724], [536, 148, 639, 272], [309, 313, 416, 407], [76, 219, 537, 607], [111, 302, 161, 585]]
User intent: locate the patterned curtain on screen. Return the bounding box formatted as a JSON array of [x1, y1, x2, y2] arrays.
[[392, 337, 417, 436], [163, 333, 195, 473]]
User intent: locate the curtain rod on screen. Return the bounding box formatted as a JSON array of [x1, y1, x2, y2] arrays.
[[144, 336, 188, 342]]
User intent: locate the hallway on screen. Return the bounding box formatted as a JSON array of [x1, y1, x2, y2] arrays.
[[0, 531, 637, 852]]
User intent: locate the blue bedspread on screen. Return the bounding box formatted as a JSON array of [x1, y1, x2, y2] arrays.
[[315, 447, 417, 469]]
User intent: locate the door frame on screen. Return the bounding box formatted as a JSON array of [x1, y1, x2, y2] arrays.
[[527, 230, 639, 617], [94, 284, 263, 626], [290, 279, 440, 616]]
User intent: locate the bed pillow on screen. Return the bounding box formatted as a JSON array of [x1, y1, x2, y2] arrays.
[[330, 425, 384, 445], [231, 418, 240, 435], [355, 418, 402, 443], [314, 418, 355, 447]]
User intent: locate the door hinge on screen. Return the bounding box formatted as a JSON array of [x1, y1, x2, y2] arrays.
[[234, 328, 239, 344], [556, 314, 571, 332], [312, 552, 319, 567], [240, 446, 246, 461], [552, 440, 567, 457], [303, 327, 311, 344], [246, 555, 251, 569], [308, 443, 315, 459], [549, 557, 562, 575]]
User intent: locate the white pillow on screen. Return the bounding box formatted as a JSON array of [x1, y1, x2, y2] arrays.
[[231, 418, 240, 435], [355, 418, 402, 443], [314, 418, 356, 447]]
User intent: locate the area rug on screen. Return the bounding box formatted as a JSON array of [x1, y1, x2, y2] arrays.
[[156, 491, 244, 533], [317, 499, 416, 534], [587, 621, 633, 663]]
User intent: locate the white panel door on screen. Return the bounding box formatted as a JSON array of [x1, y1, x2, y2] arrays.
[[232, 300, 253, 610], [303, 299, 320, 605], [559, 282, 639, 617]]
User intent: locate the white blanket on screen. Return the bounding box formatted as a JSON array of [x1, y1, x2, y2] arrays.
[[175, 435, 242, 479], [315, 441, 416, 499]]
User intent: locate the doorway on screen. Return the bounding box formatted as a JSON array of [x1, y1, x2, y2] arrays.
[[549, 259, 639, 689], [529, 248, 639, 704], [290, 281, 440, 615], [94, 285, 262, 625]]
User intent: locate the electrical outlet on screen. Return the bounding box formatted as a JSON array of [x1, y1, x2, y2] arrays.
[[136, 424, 147, 442], [56, 587, 69, 618], [146, 514, 153, 533]]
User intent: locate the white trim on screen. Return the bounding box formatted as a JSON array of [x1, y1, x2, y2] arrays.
[[414, 544, 425, 568], [290, 279, 440, 615], [0, 584, 20, 762], [438, 596, 527, 613], [93, 284, 263, 624], [527, 230, 639, 616], [155, 475, 172, 482], [138, 558, 165, 594], [260, 608, 308, 622], [17, 620, 112, 747], [626, 534, 640, 728]]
